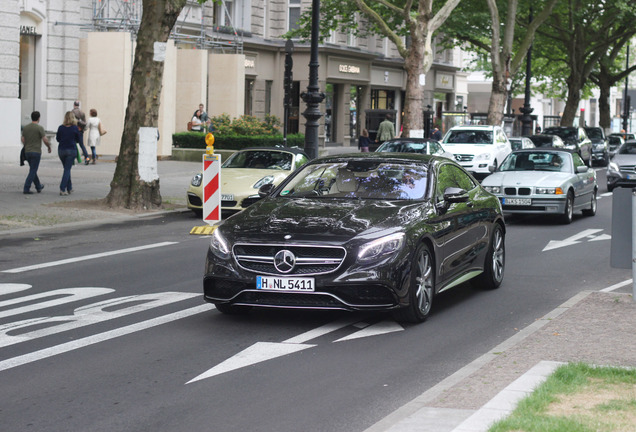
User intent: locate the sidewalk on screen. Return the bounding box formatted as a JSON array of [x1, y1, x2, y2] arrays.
[[2, 153, 635, 432]]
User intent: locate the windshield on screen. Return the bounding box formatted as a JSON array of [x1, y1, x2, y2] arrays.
[[222, 150, 293, 170], [278, 161, 428, 200], [499, 152, 570, 173], [444, 130, 493, 144], [618, 143, 636, 155], [529, 135, 554, 147], [585, 128, 603, 139], [377, 140, 429, 154], [544, 128, 576, 141]]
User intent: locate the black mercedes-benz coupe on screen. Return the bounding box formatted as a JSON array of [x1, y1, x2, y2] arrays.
[[203, 153, 506, 323]]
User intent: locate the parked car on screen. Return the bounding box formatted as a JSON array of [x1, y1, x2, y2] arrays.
[[482, 149, 597, 224], [542, 126, 593, 166], [441, 125, 512, 179], [375, 137, 454, 159], [187, 147, 309, 216], [203, 153, 506, 323], [509, 137, 535, 151], [607, 140, 636, 192], [607, 135, 625, 157], [527, 134, 565, 148], [608, 132, 636, 142], [584, 126, 609, 166]]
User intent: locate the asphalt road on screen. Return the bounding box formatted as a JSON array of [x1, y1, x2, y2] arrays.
[[0, 167, 631, 432]]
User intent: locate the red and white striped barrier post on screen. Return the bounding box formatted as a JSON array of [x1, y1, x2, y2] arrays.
[[202, 133, 221, 224]]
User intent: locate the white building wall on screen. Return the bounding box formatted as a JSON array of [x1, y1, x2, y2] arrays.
[[0, 1, 23, 162]]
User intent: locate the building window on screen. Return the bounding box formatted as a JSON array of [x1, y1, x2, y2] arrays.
[[347, 15, 358, 47], [265, 80, 273, 115], [245, 78, 254, 116], [288, 0, 301, 31], [215, 0, 234, 27]]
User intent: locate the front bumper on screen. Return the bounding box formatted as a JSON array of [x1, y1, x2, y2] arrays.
[[203, 247, 409, 312], [496, 195, 567, 215]]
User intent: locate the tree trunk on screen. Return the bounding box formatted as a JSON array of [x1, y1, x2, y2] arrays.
[[106, 0, 187, 210], [597, 72, 612, 131], [487, 74, 507, 126], [561, 74, 584, 126], [402, 33, 427, 137]]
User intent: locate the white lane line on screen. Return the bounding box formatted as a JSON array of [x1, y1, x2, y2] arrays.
[[2, 242, 178, 274], [600, 279, 633, 292], [0, 304, 212, 373]]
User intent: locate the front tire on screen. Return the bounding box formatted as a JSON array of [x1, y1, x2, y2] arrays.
[[474, 224, 505, 290], [393, 244, 434, 323], [582, 189, 597, 216], [560, 191, 574, 224]]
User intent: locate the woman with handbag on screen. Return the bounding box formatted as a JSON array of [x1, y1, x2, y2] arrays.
[[86, 108, 107, 164], [56, 111, 81, 195]]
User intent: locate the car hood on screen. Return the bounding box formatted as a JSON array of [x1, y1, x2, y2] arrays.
[[221, 198, 428, 242], [611, 154, 636, 165], [483, 171, 573, 187], [220, 168, 291, 194], [442, 143, 495, 155]]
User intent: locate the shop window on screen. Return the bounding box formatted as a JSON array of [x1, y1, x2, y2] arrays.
[[288, 0, 301, 32], [265, 80, 272, 115], [245, 78, 254, 116], [371, 90, 395, 110]]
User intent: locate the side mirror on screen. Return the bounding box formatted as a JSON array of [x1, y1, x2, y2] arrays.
[[443, 187, 469, 203], [576, 165, 589, 173], [258, 183, 276, 197], [488, 165, 497, 173]]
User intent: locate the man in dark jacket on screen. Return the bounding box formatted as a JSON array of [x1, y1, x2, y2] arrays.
[[72, 100, 90, 163]]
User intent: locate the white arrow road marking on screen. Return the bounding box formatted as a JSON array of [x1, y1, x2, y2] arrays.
[[600, 192, 612, 197], [334, 320, 404, 342], [187, 317, 405, 384], [2, 242, 178, 273], [0, 284, 33, 295], [0, 304, 212, 373], [186, 342, 315, 384], [542, 229, 604, 251]]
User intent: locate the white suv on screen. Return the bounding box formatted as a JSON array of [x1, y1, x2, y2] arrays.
[[441, 125, 512, 178]]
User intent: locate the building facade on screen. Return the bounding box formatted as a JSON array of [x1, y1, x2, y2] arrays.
[[2, 0, 469, 161]]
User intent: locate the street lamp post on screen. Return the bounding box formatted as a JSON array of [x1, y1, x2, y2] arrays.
[[301, 0, 325, 159], [622, 41, 631, 132]]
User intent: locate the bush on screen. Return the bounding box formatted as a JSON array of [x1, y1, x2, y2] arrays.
[[209, 114, 281, 136]]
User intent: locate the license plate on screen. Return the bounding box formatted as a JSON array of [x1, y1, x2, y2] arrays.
[[221, 194, 234, 201], [501, 198, 531, 206], [256, 276, 315, 291], [627, 174, 636, 180]]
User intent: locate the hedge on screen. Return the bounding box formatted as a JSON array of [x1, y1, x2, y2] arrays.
[[172, 132, 305, 150]]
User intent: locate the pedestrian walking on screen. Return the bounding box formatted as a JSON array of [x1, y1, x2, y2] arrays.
[[72, 100, 90, 164], [86, 108, 107, 164], [56, 111, 81, 196], [358, 129, 371, 152], [195, 103, 212, 131], [21, 111, 51, 194], [375, 113, 395, 144]]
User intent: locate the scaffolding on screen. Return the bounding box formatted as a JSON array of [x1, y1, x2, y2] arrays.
[[90, 0, 243, 53]]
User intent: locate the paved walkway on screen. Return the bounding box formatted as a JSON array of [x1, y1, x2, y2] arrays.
[[1, 153, 635, 432]]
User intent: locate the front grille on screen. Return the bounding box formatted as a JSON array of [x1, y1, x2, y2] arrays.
[[504, 187, 532, 196], [222, 200, 238, 207], [454, 154, 474, 162], [618, 165, 636, 174], [233, 243, 346, 276]]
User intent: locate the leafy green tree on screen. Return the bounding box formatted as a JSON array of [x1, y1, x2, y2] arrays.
[[440, 0, 558, 126], [107, 0, 210, 210], [532, 0, 636, 126], [288, 0, 462, 138]]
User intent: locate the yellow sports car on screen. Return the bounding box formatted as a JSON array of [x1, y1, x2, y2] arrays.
[[187, 147, 310, 216]]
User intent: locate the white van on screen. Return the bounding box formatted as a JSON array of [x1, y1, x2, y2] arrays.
[[441, 125, 512, 179]]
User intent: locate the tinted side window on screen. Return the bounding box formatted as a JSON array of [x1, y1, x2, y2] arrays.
[[436, 164, 476, 201]]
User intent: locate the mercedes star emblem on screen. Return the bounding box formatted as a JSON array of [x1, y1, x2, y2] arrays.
[[274, 249, 296, 273]]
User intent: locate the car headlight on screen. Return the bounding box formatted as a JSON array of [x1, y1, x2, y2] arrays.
[[475, 153, 491, 161], [484, 186, 501, 194], [358, 233, 405, 263], [536, 187, 564, 194], [191, 173, 203, 187], [593, 144, 606, 150], [564, 144, 576, 150], [210, 228, 231, 259], [608, 162, 620, 172], [253, 175, 275, 189]]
